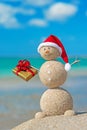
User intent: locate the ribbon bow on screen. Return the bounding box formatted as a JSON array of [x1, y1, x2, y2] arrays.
[[16, 60, 35, 76]]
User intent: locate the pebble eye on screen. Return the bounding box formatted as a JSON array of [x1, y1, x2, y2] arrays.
[[48, 47, 50, 50], [44, 48, 46, 51]]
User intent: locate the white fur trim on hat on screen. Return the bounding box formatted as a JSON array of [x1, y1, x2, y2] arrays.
[[37, 42, 62, 55], [65, 63, 71, 71]]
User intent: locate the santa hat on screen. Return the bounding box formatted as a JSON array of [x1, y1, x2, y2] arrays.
[[38, 35, 71, 71]]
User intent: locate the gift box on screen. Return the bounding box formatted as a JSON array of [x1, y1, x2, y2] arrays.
[[12, 60, 38, 81]]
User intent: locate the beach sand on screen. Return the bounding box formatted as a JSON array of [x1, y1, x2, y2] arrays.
[[12, 113, 87, 130], [0, 70, 87, 130]]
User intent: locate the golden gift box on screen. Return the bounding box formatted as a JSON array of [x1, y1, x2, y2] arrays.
[[12, 60, 38, 81]]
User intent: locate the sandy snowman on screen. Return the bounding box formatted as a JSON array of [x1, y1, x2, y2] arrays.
[[35, 35, 75, 118]]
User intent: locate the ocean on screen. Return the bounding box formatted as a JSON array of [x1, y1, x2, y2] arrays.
[[0, 56, 87, 77], [0, 57, 87, 130]]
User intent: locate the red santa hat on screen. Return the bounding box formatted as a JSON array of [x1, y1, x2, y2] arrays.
[[38, 35, 71, 71]]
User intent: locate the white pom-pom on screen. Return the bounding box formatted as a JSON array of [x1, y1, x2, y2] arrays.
[[65, 63, 71, 72]]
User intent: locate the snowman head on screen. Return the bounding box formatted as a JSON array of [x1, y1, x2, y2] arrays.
[[38, 35, 71, 72], [39, 46, 60, 60]]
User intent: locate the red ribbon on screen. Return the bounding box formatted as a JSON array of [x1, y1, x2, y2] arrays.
[[16, 60, 35, 76]]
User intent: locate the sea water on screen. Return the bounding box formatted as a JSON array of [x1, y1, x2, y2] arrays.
[[0, 56, 87, 77]]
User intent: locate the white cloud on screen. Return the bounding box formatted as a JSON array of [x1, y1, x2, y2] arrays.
[[28, 19, 48, 27], [24, 0, 53, 6], [0, 3, 35, 28], [0, 2, 78, 28], [0, 3, 20, 28], [45, 2, 78, 21]]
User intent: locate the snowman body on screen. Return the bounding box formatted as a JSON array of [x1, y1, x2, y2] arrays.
[[39, 61, 67, 89], [38, 61, 73, 117], [40, 88, 73, 116], [35, 35, 75, 118]]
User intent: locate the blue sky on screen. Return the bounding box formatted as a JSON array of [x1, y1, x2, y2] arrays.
[[0, 0, 87, 57]]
